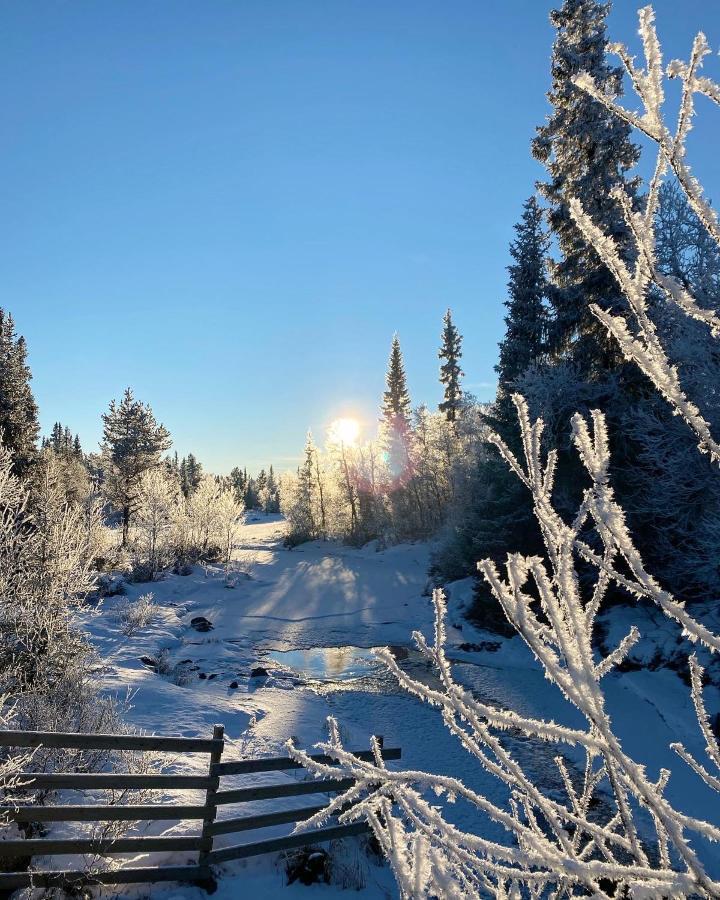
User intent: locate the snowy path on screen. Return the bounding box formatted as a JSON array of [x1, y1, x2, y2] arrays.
[[77, 516, 720, 897]]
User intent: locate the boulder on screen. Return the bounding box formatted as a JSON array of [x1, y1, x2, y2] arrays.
[[286, 847, 330, 886]]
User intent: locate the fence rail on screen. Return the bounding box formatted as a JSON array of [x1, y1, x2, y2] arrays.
[[0, 726, 400, 892]]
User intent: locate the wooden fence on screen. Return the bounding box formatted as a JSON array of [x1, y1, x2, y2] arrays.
[[0, 726, 401, 891]]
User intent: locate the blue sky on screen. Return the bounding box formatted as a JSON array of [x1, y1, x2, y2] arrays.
[[1, 1, 719, 473]]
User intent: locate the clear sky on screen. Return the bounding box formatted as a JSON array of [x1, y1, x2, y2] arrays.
[[1, 1, 719, 474]]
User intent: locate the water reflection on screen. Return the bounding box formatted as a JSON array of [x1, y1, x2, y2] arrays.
[[265, 646, 381, 681]]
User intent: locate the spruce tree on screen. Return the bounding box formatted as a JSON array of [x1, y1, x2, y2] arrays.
[[101, 388, 172, 545], [267, 465, 280, 512], [450, 200, 550, 603], [533, 0, 640, 370], [230, 466, 247, 505], [294, 434, 317, 539], [381, 335, 413, 478], [496, 197, 549, 395], [185, 453, 203, 496], [382, 335, 411, 426], [0, 310, 40, 476], [438, 310, 464, 423]]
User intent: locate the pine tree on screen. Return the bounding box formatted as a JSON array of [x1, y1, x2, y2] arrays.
[[496, 197, 549, 394], [438, 310, 464, 423], [533, 0, 640, 370], [101, 388, 172, 546], [0, 310, 40, 476]]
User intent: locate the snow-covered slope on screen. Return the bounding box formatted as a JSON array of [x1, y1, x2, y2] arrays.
[[68, 516, 720, 897]]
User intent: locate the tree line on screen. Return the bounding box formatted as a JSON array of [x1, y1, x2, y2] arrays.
[[281, 0, 720, 633], [280, 310, 483, 546]]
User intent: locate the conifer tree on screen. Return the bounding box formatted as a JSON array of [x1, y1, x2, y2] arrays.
[[0, 310, 40, 476], [180, 453, 203, 497], [438, 310, 464, 423], [533, 0, 640, 370], [266, 465, 280, 513], [101, 388, 171, 545], [229, 466, 247, 505], [495, 197, 549, 394], [381, 335, 413, 478], [295, 434, 318, 538]]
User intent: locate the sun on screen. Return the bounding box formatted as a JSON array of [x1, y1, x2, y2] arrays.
[[329, 417, 361, 447]]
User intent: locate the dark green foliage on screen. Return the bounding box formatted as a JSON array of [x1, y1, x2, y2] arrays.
[[382, 335, 412, 479], [382, 335, 411, 424], [438, 310, 464, 423], [180, 453, 203, 497], [46, 422, 83, 459], [101, 388, 172, 545], [495, 197, 549, 394], [0, 310, 40, 477], [533, 0, 640, 371]]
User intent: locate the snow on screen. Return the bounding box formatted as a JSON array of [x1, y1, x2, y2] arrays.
[[65, 515, 720, 897]]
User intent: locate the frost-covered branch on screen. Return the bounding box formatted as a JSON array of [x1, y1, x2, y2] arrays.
[[289, 9, 720, 897], [572, 6, 720, 460]]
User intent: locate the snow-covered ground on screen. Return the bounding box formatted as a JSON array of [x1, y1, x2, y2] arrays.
[[58, 515, 720, 898]]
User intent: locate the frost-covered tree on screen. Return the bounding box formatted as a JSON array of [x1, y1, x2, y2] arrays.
[[101, 389, 172, 546], [291, 13, 720, 896], [183, 475, 224, 558], [533, 0, 640, 369], [283, 433, 320, 544], [132, 467, 178, 580], [438, 310, 464, 423], [214, 485, 244, 564], [0, 310, 40, 477], [0, 443, 106, 728], [656, 180, 720, 306]]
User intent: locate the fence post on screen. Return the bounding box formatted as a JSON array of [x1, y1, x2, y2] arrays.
[[197, 724, 224, 888]]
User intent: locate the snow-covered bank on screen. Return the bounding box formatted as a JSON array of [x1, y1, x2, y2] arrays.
[[71, 517, 720, 897]]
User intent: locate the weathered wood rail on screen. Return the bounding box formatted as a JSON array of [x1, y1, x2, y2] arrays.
[[0, 726, 400, 891]]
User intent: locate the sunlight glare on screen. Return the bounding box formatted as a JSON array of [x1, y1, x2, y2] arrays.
[[329, 417, 361, 447]]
